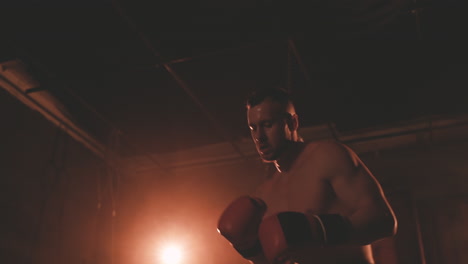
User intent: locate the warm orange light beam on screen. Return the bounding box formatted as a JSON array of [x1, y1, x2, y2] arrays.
[[159, 243, 183, 264]]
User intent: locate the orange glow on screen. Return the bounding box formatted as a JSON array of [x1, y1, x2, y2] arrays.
[[158, 243, 184, 264]]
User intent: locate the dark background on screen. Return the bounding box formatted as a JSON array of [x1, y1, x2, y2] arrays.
[[1, 0, 467, 156], [1, 1, 468, 264]]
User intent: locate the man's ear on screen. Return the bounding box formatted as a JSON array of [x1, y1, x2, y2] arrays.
[[287, 114, 299, 131]]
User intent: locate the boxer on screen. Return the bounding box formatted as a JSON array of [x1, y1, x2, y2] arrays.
[[219, 88, 397, 264]]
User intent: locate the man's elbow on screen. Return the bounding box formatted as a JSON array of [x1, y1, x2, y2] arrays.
[[388, 212, 398, 237], [362, 211, 398, 245], [378, 211, 398, 240], [374, 203, 398, 239]]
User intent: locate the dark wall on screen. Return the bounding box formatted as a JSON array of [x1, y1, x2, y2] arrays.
[[0, 89, 112, 264], [361, 140, 468, 264], [2, 84, 468, 264]]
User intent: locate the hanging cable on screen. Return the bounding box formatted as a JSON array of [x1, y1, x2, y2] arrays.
[[287, 37, 312, 85], [287, 40, 293, 91], [92, 165, 107, 264], [28, 125, 68, 263], [55, 129, 69, 263], [105, 128, 123, 264]]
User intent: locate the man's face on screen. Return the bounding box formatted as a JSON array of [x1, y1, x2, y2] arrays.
[[247, 98, 292, 162]]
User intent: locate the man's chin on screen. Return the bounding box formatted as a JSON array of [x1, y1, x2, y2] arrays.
[[259, 153, 276, 162], [261, 158, 274, 163]]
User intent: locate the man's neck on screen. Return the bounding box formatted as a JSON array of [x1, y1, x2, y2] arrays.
[[273, 141, 304, 173]]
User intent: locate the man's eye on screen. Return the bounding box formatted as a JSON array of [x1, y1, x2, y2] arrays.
[[249, 126, 255, 131], [263, 122, 272, 128]]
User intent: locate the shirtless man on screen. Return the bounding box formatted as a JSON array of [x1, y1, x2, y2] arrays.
[[218, 88, 397, 264]]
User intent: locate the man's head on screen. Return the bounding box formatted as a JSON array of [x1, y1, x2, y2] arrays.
[[246, 88, 300, 162]]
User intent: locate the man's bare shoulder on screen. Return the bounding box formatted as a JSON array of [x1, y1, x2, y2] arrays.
[[300, 140, 360, 176], [301, 139, 353, 158]]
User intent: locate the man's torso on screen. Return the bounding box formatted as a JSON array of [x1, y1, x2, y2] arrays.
[[254, 141, 374, 264]]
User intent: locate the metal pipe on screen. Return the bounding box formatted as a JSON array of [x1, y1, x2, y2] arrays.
[[288, 37, 312, 84], [21, 58, 173, 177], [143, 114, 468, 170], [0, 74, 106, 158], [160, 39, 277, 66], [411, 195, 427, 264]]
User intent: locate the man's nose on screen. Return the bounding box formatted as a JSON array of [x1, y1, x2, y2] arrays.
[[253, 129, 266, 143]]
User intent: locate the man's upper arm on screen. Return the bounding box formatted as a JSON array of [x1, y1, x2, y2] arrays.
[[313, 141, 397, 244]]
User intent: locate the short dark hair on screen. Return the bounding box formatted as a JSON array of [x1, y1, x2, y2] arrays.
[[246, 87, 292, 109]]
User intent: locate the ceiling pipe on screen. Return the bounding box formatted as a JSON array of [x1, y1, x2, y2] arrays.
[[17, 56, 173, 177], [129, 114, 468, 172], [0, 60, 106, 159], [111, 0, 249, 162], [157, 39, 278, 67]]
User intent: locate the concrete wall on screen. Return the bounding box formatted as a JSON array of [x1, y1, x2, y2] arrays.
[[0, 89, 112, 264], [361, 140, 468, 264], [2, 82, 467, 264]]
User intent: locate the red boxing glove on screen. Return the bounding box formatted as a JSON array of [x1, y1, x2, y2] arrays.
[[258, 212, 351, 263], [217, 196, 267, 259]]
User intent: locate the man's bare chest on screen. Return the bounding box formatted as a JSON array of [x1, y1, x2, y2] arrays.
[[258, 169, 333, 217]]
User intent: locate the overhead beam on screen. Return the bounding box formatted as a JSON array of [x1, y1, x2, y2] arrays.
[[112, 0, 249, 161], [0, 59, 107, 159]]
